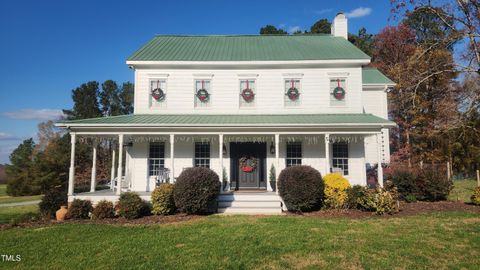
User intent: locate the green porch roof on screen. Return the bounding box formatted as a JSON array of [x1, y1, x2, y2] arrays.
[[58, 114, 394, 127], [362, 67, 395, 85], [127, 35, 371, 62]]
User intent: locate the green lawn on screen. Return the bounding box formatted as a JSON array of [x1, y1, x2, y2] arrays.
[[0, 184, 43, 204], [449, 179, 478, 202], [0, 212, 479, 269], [0, 205, 38, 224]]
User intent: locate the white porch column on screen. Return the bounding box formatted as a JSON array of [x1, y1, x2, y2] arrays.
[[219, 134, 225, 190], [275, 134, 280, 177], [68, 133, 76, 196], [116, 134, 124, 195], [110, 147, 116, 190], [325, 134, 330, 175], [170, 134, 175, 181], [90, 143, 97, 193], [377, 133, 384, 187]]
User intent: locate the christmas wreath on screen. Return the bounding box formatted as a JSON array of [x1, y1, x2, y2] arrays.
[[151, 88, 166, 101], [239, 156, 258, 173], [332, 87, 345, 100], [286, 87, 300, 101], [196, 89, 210, 102], [241, 88, 255, 102]]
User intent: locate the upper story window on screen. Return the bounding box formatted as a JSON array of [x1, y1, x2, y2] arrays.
[[332, 142, 349, 175], [194, 142, 210, 168], [149, 142, 165, 176], [150, 79, 167, 108], [286, 142, 302, 167], [239, 79, 256, 108], [284, 79, 301, 107], [194, 79, 211, 108], [330, 78, 347, 106]]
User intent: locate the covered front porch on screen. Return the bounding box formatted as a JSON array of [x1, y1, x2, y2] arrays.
[[57, 114, 394, 203]]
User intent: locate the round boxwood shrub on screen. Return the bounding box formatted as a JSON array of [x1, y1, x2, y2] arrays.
[[39, 186, 67, 219], [151, 184, 176, 215], [358, 187, 399, 215], [278, 165, 324, 212], [92, 200, 115, 219], [67, 199, 93, 219], [116, 192, 148, 219], [471, 187, 480, 206], [173, 167, 220, 214], [345, 185, 367, 209], [323, 173, 351, 209]]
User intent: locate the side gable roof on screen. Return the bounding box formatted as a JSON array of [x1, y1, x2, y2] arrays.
[[362, 67, 395, 86], [127, 35, 371, 62]]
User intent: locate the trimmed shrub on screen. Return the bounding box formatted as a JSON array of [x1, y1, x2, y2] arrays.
[[92, 200, 115, 219], [323, 173, 350, 209], [388, 169, 418, 201], [116, 192, 148, 219], [278, 165, 324, 212], [67, 199, 93, 219], [151, 184, 176, 215], [345, 185, 367, 209], [471, 187, 480, 206], [358, 187, 399, 215], [39, 186, 67, 219], [416, 169, 453, 201], [173, 167, 220, 214]]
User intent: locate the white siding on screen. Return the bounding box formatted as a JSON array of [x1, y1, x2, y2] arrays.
[[134, 67, 364, 115]]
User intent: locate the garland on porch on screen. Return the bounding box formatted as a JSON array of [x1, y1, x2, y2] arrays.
[[239, 156, 258, 173]]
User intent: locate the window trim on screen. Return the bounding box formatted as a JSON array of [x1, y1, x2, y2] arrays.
[[238, 78, 257, 109], [283, 78, 302, 108], [285, 141, 302, 167], [194, 141, 211, 168], [332, 142, 349, 176], [328, 77, 348, 108], [148, 78, 168, 109], [148, 142, 165, 177]]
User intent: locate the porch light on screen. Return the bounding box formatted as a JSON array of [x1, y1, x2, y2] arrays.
[[222, 143, 227, 156], [270, 142, 275, 154]]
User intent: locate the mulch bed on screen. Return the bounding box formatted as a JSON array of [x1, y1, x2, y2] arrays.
[[1, 201, 479, 230], [295, 201, 480, 219]]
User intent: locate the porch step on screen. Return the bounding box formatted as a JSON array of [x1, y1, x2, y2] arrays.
[[217, 192, 283, 214]]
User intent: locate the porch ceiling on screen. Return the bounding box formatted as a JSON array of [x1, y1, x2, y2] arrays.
[[57, 113, 395, 129]]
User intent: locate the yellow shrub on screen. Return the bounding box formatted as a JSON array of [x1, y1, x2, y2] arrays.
[[323, 173, 351, 208]]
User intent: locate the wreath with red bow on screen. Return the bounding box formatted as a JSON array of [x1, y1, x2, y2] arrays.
[[241, 88, 255, 102], [332, 79, 346, 100], [239, 156, 258, 173], [151, 88, 166, 101], [196, 89, 209, 102]]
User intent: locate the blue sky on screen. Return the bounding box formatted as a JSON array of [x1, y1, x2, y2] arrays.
[[0, 0, 396, 164]]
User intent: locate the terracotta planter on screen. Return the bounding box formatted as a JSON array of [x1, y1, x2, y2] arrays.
[[56, 206, 68, 221]]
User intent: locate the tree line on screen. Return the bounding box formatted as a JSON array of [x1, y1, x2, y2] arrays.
[[5, 80, 133, 196]]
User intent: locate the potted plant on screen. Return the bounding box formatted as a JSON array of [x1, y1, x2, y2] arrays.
[[269, 164, 276, 192]]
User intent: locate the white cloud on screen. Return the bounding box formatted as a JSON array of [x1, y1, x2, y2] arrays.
[[1, 109, 64, 121], [0, 133, 19, 141], [288, 26, 302, 34], [314, 8, 333, 15], [345, 7, 372, 18]]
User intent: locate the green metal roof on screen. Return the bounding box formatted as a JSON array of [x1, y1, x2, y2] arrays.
[[362, 67, 395, 85], [127, 35, 371, 62], [59, 114, 394, 126]]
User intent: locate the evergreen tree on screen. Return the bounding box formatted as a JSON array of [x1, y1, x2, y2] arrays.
[[119, 82, 134, 114], [259, 25, 287, 35], [100, 80, 122, 116], [309, 19, 331, 34], [5, 139, 37, 196], [63, 81, 101, 120]]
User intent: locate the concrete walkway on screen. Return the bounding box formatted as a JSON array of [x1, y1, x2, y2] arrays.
[[0, 200, 40, 208]]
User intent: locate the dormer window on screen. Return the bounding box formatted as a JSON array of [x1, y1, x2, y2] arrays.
[[284, 79, 301, 107], [150, 79, 167, 108], [194, 79, 211, 108], [239, 79, 256, 108], [330, 78, 346, 106]]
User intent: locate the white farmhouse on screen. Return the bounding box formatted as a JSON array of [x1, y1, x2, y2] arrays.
[[57, 13, 395, 213]]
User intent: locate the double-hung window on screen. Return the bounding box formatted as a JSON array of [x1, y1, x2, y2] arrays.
[[329, 78, 347, 106], [332, 142, 349, 175], [239, 79, 256, 108], [150, 79, 167, 108], [194, 79, 212, 108], [284, 79, 301, 107], [149, 142, 165, 176], [286, 142, 302, 167], [194, 142, 210, 168]]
